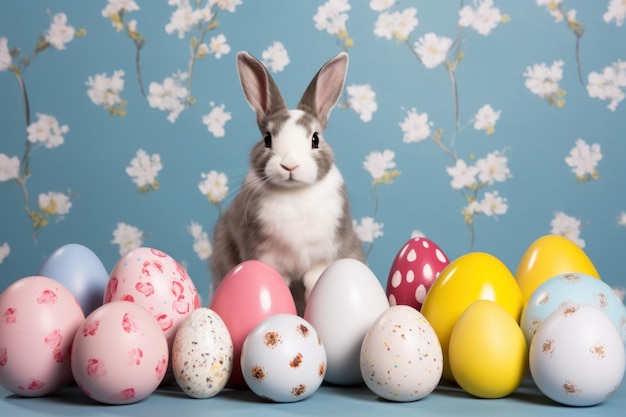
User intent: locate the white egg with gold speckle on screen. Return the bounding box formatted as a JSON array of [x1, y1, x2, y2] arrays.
[[172, 308, 233, 398], [529, 303, 625, 406], [360, 305, 442, 402]]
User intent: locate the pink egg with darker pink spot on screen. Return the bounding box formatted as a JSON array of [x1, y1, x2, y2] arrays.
[[386, 237, 450, 311], [104, 247, 200, 383]]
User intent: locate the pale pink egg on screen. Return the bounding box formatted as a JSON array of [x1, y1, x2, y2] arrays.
[[386, 237, 450, 311], [104, 247, 200, 382], [0, 276, 85, 397], [71, 301, 169, 404]]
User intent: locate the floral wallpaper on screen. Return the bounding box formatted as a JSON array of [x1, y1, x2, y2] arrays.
[[1, 0, 625, 303]]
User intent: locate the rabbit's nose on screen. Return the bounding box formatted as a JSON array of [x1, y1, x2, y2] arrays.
[[280, 163, 299, 172]]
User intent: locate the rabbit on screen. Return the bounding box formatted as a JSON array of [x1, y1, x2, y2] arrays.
[[210, 51, 365, 315]]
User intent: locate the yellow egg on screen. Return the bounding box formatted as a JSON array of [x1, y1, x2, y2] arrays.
[[515, 234, 600, 304], [421, 252, 523, 381], [449, 300, 528, 398]]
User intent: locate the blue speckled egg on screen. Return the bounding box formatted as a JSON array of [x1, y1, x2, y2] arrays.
[[521, 273, 626, 345]]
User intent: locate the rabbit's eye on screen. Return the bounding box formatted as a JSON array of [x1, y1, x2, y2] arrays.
[[312, 132, 320, 149], [264, 132, 272, 148]]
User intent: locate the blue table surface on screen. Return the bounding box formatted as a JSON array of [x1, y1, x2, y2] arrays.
[[2, 377, 624, 417]]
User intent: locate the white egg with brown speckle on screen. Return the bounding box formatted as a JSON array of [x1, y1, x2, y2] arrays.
[[241, 314, 326, 402], [360, 305, 442, 402], [172, 308, 233, 398]]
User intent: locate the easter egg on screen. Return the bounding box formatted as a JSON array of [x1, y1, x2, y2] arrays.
[[172, 308, 233, 398], [104, 247, 200, 382], [515, 234, 600, 304], [0, 276, 85, 397], [304, 258, 389, 386], [38, 243, 109, 316], [240, 314, 326, 402], [71, 301, 169, 404], [360, 305, 442, 401], [386, 237, 450, 310], [448, 300, 528, 398], [529, 303, 625, 406], [420, 252, 523, 381], [210, 260, 297, 387], [521, 273, 626, 345]]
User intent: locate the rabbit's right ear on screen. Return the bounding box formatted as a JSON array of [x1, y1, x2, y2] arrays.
[[237, 51, 287, 124]]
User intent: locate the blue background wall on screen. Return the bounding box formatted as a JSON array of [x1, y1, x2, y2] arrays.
[[1, 0, 625, 304]]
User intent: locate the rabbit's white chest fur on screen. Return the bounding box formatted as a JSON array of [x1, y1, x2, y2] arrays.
[[255, 165, 344, 282]]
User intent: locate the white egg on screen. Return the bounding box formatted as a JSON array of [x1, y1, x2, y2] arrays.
[[360, 305, 442, 401], [172, 308, 233, 398], [529, 303, 625, 406], [240, 314, 326, 402], [304, 258, 389, 385]]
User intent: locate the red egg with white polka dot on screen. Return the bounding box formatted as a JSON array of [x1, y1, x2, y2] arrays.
[[386, 237, 450, 311]]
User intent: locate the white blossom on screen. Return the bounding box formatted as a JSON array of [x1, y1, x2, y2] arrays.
[[536, 0, 564, 22], [373, 8, 418, 41], [473, 104, 501, 134], [0, 243, 9, 264], [347, 84, 377, 122], [613, 287, 626, 302], [410, 230, 425, 239], [126, 149, 163, 188], [165, 1, 197, 38], [565, 139, 602, 179], [353, 217, 384, 243], [199, 171, 229, 204], [86, 70, 125, 110], [587, 60, 626, 111], [475, 151, 511, 185], [27, 114, 68, 149], [446, 158, 478, 190], [189, 221, 212, 260], [111, 222, 144, 256], [102, 0, 140, 19], [364, 150, 396, 180], [0, 37, 11, 71], [314, 0, 351, 36], [147, 72, 189, 122], [524, 60, 564, 98], [399, 108, 431, 143], [413, 32, 452, 69], [209, 0, 242, 13], [459, 0, 503, 36], [45, 13, 75, 50], [604, 0, 626, 26], [479, 191, 508, 216], [262, 41, 290, 73], [38, 191, 72, 218], [208, 34, 230, 59], [370, 0, 395, 12], [550, 211, 585, 248], [618, 211, 626, 227], [202, 104, 231, 138], [0, 154, 20, 182]]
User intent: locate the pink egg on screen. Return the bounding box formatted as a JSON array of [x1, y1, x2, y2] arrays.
[[71, 301, 169, 404], [104, 247, 200, 382], [0, 276, 85, 397], [386, 237, 450, 310], [210, 260, 297, 388]]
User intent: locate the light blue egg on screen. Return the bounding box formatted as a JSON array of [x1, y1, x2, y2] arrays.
[[521, 273, 626, 346], [38, 243, 109, 316]]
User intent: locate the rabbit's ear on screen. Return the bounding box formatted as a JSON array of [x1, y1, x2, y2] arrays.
[[237, 51, 287, 123], [298, 52, 349, 129]]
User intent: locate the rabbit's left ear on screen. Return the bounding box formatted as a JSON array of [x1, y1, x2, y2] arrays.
[[298, 52, 349, 129]]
